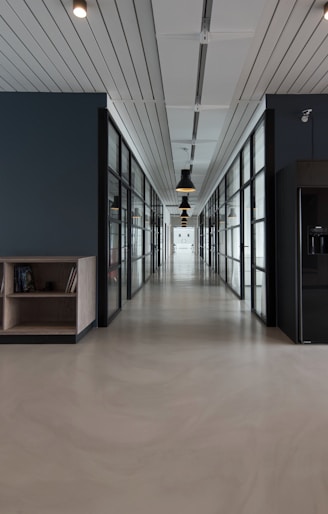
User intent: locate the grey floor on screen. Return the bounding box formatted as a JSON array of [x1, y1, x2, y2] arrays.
[[1, 252, 328, 514]]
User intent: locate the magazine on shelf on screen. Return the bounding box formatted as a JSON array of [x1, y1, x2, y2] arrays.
[[14, 265, 35, 293], [65, 266, 77, 293]]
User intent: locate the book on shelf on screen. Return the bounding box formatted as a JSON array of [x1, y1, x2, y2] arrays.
[[65, 266, 77, 293], [14, 265, 35, 293]]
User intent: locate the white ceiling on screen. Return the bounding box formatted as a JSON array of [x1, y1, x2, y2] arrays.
[[0, 0, 328, 220]]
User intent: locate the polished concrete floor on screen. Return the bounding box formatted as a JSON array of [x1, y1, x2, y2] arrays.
[[1, 252, 328, 513]]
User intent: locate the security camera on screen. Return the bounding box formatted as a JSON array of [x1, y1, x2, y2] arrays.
[[301, 109, 312, 123]]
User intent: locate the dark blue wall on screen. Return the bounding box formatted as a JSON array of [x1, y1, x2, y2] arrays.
[[0, 92, 106, 256], [266, 94, 328, 172]]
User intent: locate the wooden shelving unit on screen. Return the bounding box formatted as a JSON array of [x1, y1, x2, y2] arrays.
[[0, 256, 96, 343]]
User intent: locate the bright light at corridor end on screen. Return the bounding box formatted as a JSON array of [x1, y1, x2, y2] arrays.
[[73, 0, 87, 18], [324, 2, 328, 20]]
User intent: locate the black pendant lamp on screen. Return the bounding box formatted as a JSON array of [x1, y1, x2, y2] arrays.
[[180, 210, 189, 219], [110, 195, 120, 210], [176, 169, 196, 193], [179, 196, 191, 210]]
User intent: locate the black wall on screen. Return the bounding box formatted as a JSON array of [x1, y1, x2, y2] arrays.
[[266, 94, 328, 172], [0, 92, 106, 256]]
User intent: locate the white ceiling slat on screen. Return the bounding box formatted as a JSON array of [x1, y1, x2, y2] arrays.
[[97, 0, 142, 100], [0, 51, 39, 91], [251, 1, 318, 97], [6, 0, 76, 92], [241, 0, 297, 101], [68, 17, 117, 94], [267, 2, 322, 93], [43, 2, 105, 92], [0, 62, 30, 91], [0, 2, 62, 91], [287, 31, 328, 94], [24, 0, 92, 91], [134, 0, 166, 101], [0, 18, 53, 92], [117, 0, 153, 101], [0, 73, 16, 91]]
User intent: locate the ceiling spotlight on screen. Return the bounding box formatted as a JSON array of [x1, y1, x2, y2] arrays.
[[324, 2, 328, 20], [179, 196, 191, 210], [301, 108, 312, 123], [73, 0, 87, 18], [176, 169, 196, 193]]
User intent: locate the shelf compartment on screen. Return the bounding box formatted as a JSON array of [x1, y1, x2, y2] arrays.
[[5, 322, 76, 335], [7, 292, 77, 298], [3, 297, 76, 331]]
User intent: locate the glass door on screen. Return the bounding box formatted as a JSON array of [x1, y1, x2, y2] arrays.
[[243, 185, 252, 307]]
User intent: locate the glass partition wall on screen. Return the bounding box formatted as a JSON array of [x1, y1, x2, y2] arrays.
[[99, 110, 164, 326], [199, 113, 275, 325]]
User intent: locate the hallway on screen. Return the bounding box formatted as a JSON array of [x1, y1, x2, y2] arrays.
[[1, 253, 328, 513]]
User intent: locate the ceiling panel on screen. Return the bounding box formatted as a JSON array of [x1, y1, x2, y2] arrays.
[[152, 0, 203, 34], [210, 0, 268, 31], [196, 110, 228, 140], [202, 39, 253, 106], [156, 39, 200, 105], [166, 109, 194, 140]]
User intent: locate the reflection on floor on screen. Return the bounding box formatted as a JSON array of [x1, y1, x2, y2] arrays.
[[1, 253, 328, 514]]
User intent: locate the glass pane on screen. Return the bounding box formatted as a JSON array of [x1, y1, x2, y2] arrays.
[[242, 141, 251, 184], [254, 120, 265, 173], [145, 180, 151, 206], [219, 181, 225, 206], [243, 186, 252, 306], [227, 230, 232, 257], [131, 193, 144, 226], [109, 222, 120, 266], [226, 158, 239, 198], [219, 229, 226, 255], [145, 230, 151, 254], [219, 255, 226, 280], [255, 270, 266, 320], [255, 221, 265, 269], [108, 122, 120, 172], [121, 142, 129, 183], [232, 227, 240, 260], [131, 159, 144, 197], [254, 171, 265, 220], [227, 258, 240, 295], [145, 255, 151, 281], [131, 258, 143, 294], [145, 205, 150, 229], [131, 227, 143, 259], [219, 206, 226, 228], [227, 193, 240, 227], [121, 187, 128, 222], [108, 267, 120, 318], [108, 173, 120, 220], [121, 260, 127, 303]]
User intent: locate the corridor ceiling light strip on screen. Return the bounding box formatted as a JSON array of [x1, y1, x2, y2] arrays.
[[73, 0, 87, 18]]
